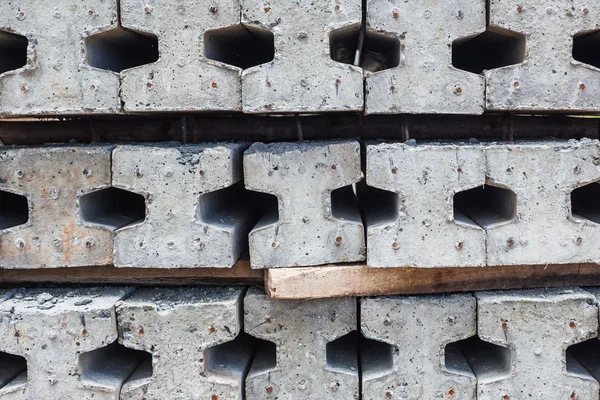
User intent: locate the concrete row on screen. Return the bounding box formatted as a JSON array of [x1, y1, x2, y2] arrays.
[[1, 139, 600, 269], [0, 0, 599, 115], [1, 286, 600, 399]]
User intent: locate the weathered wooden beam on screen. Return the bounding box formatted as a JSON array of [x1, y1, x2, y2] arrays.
[[0, 259, 263, 286], [266, 263, 600, 299], [0, 114, 597, 145]]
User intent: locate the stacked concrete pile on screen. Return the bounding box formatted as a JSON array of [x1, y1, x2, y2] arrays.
[[2, 139, 600, 269], [0, 0, 599, 115], [1, 0, 600, 399], [0, 286, 599, 399]]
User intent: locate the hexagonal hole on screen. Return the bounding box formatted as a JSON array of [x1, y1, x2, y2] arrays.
[[0, 190, 29, 231], [85, 27, 159, 73], [0, 351, 27, 395], [357, 183, 400, 228], [204, 331, 259, 391], [79, 341, 152, 394], [331, 185, 362, 223], [199, 182, 275, 256], [245, 337, 277, 379], [567, 338, 600, 382], [360, 333, 395, 380], [573, 30, 600, 69], [571, 182, 600, 223], [454, 185, 516, 229], [204, 25, 274, 69], [447, 336, 511, 383], [330, 26, 400, 73], [0, 31, 28, 75], [79, 187, 145, 231], [453, 27, 526, 74], [326, 330, 360, 374]]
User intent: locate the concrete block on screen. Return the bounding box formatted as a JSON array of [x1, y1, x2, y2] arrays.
[[475, 288, 599, 400], [485, 0, 600, 112], [0, 287, 134, 400], [0, 1, 120, 116], [244, 287, 358, 399], [120, 0, 242, 112], [241, 0, 363, 113], [0, 146, 116, 268], [485, 139, 600, 266], [365, 0, 485, 114], [117, 286, 252, 400], [244, 140, 364, 268], [113, 143, 256, 268], [364, 142, 486, 268], [360, 294, 477, 400]]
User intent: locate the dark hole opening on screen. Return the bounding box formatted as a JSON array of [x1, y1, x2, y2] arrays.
[[247, 337, 277, 376], [0, 352, 27, 393], [79, 187, 146, 230], [573, 31, 600, 69], [453, 185, 516, 229], [571, 182, 600, 223], [199, 181, 276, 255], [331, 185, 363, 223], [567, 339, 600, 381], [357, 183, 400, 228], [448, 336, 511, 382], [204, 25, 274, 69], [0, 191, 29, 231], [0, 31, 28, 74], [330, 26, 400, 73], [79, 341, 152, 392], [205, 331, 259, 386], [326, 330, 359, 372], [452, 27, 526, 74], [85, 27, 159, 73], [360, 332, 395, 379]]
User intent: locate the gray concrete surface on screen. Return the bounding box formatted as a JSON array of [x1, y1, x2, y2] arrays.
[[117, 286, 251, 400], [241, 0, 363, 113], [244, 140, 365, 268], [365, 0, 485, 114], [120, 0, 243, 112], [0, 1, 121, 116], [113, 143, 253, 268], [485, 0, 600, 112], [364, 142, 486, 268], [0, 146, 116, 268], [475, 288, 599, 400], [361, 294, 477, 400], [485, 139, 600, 266], [0, 287, 133, 400], [244, 287, 358, 399]]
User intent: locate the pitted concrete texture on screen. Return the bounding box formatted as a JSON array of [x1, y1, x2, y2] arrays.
[[361, 294, 476, 400], [475, 288, 599, 400], [485, 0, 600, 111], [241, 0, 363, 113], [364, 142, 486, 268], [0, 287, 133, 400], [244, 288, 358, 399], [113, 143, 252, 268], [120, 0, 242, 112], [117, 287, 251, 400], [244, 140, 365, 268], [0, 146, 115, 268], [365, 0, 485, 114], [0, 1, 120, 116], [485, 140, 600, 266]]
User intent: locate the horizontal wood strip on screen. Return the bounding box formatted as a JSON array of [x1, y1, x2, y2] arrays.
[[266, 263, 600, 299], [0, 259, 264, 287]]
